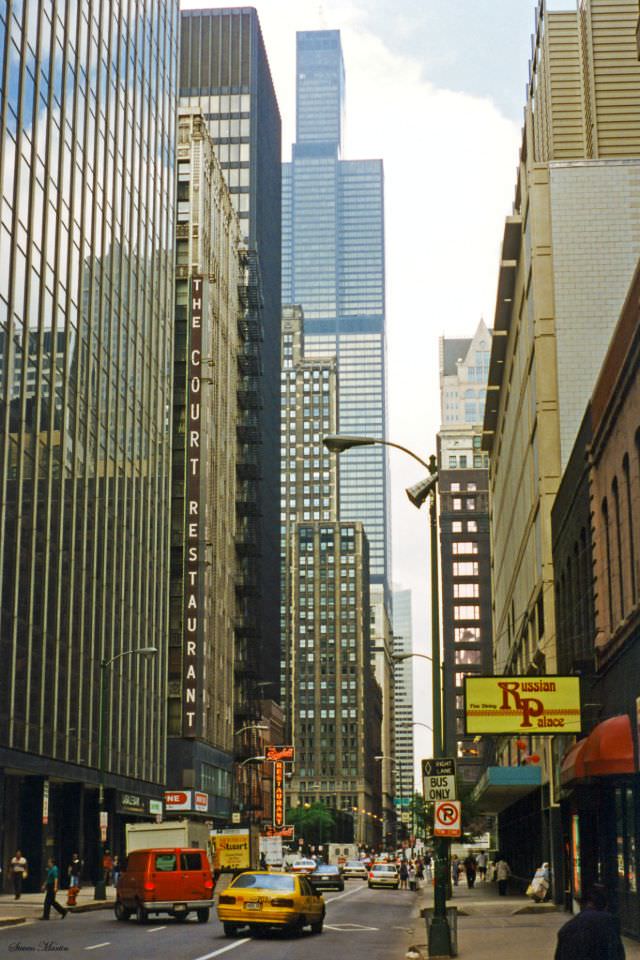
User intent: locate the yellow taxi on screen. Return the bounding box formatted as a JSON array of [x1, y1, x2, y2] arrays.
[[217, 870, 325, 936]]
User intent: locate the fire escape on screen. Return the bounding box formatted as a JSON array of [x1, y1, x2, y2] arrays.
[[234, 247, 266, 818]]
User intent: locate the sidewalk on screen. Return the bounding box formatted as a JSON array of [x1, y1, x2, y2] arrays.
[[410, 878, 640, 959], [0, 885, 115, 926]]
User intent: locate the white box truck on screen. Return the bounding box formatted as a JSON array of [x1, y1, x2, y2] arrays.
[[125, 820, 212, 862]]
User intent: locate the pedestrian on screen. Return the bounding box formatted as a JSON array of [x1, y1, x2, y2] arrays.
[[41, 857, 68, 920], [399, 860, 409, 890], [476, 850, 488, 881], [67, 852, 82, 889], [9, 850, 28, 899], [451, 854, 461, 886], [527, 862, 550, 903], [259, 853, 267, 871], [555, 884, 625, 960], [408, 863, 417, 892], [416, 859, 425, 883], [424, 852, 432, 881], [464, 852, 477, 889], [111, 855, 121, 888], [495, 856, 510, 896], [102, 849, 113, 886]]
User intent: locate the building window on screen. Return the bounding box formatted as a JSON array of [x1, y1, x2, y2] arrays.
[[453, 583, 479, 598], [452, 498, 462, 510], [449, 457, 458, 469], [452, 521, 462, 533], [623, 454, 637, 603], [452, 542, 478, 555], [467, 520, 478, 533], [454, 605, 480, 621], [455, 648, 482, 666], [454, 626, 481, 642], [453, 561, 479, 577], [602, 497, 614, 632], [612, 477, 626, 621]]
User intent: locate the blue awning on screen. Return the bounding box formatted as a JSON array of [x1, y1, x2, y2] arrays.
[[471, 765, 542, 814]]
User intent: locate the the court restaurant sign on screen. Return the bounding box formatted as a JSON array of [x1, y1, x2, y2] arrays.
[[464, 676, 581, 734]]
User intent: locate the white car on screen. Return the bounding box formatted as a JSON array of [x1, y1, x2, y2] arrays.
[[343, 860, 368, 880], [368, 863, 400, 889]]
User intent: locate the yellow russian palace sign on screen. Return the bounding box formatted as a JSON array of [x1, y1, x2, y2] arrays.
[[464, 676, 581, 734]]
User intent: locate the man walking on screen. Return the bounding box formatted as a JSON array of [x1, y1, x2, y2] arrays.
[[41, 857, 67, 920], [555, 885, 625, 959], [495, 856, 510, 896]]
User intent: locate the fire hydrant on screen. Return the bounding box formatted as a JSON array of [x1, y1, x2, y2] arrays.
[[66, 885, 80, 907]]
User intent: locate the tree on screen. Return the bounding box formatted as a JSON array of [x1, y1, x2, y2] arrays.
[[286, 802, 336, 848]]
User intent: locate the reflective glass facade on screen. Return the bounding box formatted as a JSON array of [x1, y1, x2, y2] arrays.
[[282, 31, 389, 594], [0, 0, 178, 869]]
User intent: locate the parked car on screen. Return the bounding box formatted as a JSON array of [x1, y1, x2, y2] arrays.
[[217, 870, 325, 936], [309, 864, 344, 892], [342, 860, 368, 880], [368, 863, 400, 889], [115, 848, 214, 923]]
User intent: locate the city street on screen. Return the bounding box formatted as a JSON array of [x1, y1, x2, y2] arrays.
[[0, 880, 415, 960]]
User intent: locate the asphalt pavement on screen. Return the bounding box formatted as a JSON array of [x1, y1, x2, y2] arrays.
[[0, 878, 416, 960]]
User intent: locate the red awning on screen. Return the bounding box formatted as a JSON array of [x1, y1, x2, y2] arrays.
[[582, 715, 636, 777], [560, 737, 589, 786]]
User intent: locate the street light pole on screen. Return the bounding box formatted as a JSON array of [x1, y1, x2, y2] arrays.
[[96, 646, 157, 900], [325, 435, 451, 957]]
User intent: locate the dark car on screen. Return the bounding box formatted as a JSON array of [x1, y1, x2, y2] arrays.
[[309, 864, 344, 892]]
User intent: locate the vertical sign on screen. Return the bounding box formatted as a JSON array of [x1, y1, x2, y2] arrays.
[[273, 760, 285, 829], [42, 781, 49, 825], [183, 276, 203, 737]]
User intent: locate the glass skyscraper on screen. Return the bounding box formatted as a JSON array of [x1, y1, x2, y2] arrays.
[[0, 0, 178, 881], [282, 30, 390, 595]]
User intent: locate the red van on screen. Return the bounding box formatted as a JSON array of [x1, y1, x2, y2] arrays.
[[115, 848, 215, 923]]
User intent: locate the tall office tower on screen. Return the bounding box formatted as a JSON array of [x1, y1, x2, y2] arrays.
[[438, 322, 493, 784], [0, 1, 178, 879], [167, 109, 242, 825], [281, 307, 383, 846], [180, 12, 282, 741], [282, 29, 392, 841], [282, 30, 390, 598], [392, 589, 415, 813]]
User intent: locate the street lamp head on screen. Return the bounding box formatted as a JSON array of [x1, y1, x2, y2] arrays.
[[323, 434, 376, 454], [405, 473, 438, 509], [138, 646, 158, 657]]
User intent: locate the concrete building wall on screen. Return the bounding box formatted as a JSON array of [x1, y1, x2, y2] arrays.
[[550, 159, 640, 466]]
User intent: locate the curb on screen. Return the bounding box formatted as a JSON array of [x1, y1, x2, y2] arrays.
[[0, 918, 27, 927], [512, 903, 562, 915], [70, 901, 113, 913]]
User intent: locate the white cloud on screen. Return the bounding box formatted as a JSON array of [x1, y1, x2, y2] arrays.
[[181, 0, 521, 781]]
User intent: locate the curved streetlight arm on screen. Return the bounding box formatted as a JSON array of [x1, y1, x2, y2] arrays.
[[235, 724, 268, 737], [398, 720, 433, 731], [239, 755, 266, 768], [393, 652, 432, 663], [323, 434, 432, 472], [101, 646, 157, 669]]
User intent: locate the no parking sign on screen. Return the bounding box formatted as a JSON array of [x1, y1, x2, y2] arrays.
[[434, 800, 462, 837]]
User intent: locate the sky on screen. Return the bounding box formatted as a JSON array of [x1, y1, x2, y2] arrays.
[[181, 0, 550, 785]]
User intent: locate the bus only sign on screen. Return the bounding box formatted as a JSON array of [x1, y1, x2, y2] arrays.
[[422, 758, 457, 802]]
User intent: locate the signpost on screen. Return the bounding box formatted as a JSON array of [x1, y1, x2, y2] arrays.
[[422, 758, 457, 802], [433, 800, 462, 838]]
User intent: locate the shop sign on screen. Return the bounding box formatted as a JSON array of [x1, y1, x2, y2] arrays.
[[464, 676, 581, 734], [118, 792, 146, 815], [212, 830, 250, 872], [265, 745, 295, 762], [194, 791, 208, 812], [149, 800, 163, 816], [264, 824, 294, 838], [165, 790, 192, 812], [183, 275, 204, 738], [273, 761, 285, 829]]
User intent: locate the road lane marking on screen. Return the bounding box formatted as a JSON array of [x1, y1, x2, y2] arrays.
[[325, 923, 379, 932], [324, 885, 366, 904], [85, 944, 111, 951], [147, 925, 167, 932], [192, 938, 251, 960]]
